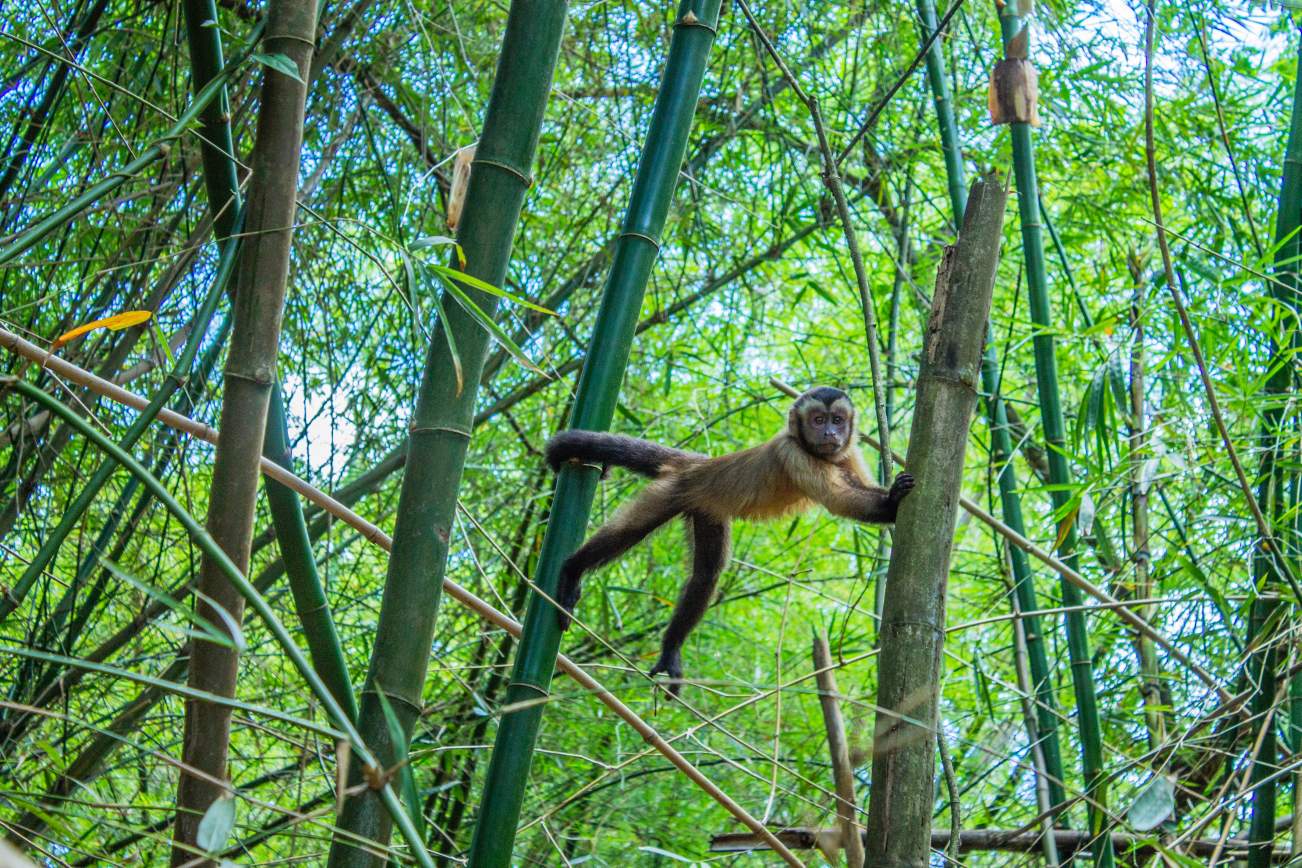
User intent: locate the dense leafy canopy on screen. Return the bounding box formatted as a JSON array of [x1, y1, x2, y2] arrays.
[[0, 0, 1299, 863]]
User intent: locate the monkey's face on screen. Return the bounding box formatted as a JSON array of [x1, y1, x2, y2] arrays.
[[790, 388, 855, 459]]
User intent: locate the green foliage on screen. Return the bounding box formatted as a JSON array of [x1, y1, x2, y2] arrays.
[[0, 0, 1299, 864]]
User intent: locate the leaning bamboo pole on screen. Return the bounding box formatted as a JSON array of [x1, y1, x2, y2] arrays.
[[864, 172, 1006, 864], [994, 5, 1113, 861], [465, 4, 736, 865], [326, 2, 570, 863], [0, 329, 801, 863], [171, 0, 318, 861]]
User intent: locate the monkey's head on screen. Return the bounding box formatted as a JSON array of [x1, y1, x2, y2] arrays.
[[788, 386, 856, 460]]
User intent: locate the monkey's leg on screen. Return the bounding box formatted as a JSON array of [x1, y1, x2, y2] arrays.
[[555, 490, 679, 630], [650, 513, 731, 696]]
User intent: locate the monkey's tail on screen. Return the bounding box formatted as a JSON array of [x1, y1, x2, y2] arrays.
[[544, 430, 698, 478]]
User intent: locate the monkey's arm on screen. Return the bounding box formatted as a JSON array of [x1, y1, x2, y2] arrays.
[[815, 472, 914, 524]]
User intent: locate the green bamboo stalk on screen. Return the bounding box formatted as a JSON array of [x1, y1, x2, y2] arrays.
[[263, 381, 356, 719], [171, 0, 319, 861], [996, 6, 1114, 863], [914, 0, 965, 233], [865, 172, 1006, 863], [182, 0, 356, 720], [1, 377, 433, 867], [1128, 263, 1165, 750], [466, 3, 721, 864], [183, 0, 241, 240], [1248, 26, 1302, 868], [915, 0, 1067, 832], [983, 355, 1068, 805], [326, 3, 570, 863]]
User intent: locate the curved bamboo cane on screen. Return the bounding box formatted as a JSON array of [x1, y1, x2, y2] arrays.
[[0, 324, 805, 866]]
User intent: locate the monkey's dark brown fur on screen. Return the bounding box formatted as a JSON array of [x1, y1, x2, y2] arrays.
[[545, 386, 913, 694]]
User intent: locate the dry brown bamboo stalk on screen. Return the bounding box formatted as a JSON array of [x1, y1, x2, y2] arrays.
[[812, 629, 865, 868]]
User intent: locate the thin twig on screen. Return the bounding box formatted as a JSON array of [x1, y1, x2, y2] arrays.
[[937, 727, 961, 865], [736, 0, 892, 484], [835, 0, 967, 168]]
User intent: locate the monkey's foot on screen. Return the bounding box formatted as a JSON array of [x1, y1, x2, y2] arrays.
[[889, 472, 915, 503], [649, 651, 685, 697]]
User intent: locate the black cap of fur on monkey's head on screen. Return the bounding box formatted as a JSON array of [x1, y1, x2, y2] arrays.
[[788, 386, 856, 460]]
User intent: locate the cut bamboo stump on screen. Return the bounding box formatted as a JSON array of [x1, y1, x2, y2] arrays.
[[864, 172, 1007, 866]]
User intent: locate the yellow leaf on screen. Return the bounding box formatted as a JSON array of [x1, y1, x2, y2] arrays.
[[1053, 503, 1080, 552], [52, 310, 152, 350]]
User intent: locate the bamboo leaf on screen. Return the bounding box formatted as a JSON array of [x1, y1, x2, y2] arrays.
[[412, 235, 467, 268], [1053, 501, 1081, 552], [1125, 775, 1174, 832], [428, 287, 464, 396], [637, 846, 696, 862], [375, 688, 424, 838], [251, 52, 304, 83], [52, 310, 152, 350], [1146, 843, 1203, 868], [196, 795, 236, 853], [428, 262, 555, 315], [100, 558, 242, 652], [1077, 490, 1095, 536], [151, 321, 176, 368], [437, 272, 541, 375]]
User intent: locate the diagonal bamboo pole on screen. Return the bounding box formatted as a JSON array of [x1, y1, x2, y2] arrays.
[[0, 326, 1227, 705], [0, 327, 802, 863]]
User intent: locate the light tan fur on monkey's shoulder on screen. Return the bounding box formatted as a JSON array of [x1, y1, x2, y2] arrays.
[[672, 435, 868, 521], [663, 404, 883, 524]]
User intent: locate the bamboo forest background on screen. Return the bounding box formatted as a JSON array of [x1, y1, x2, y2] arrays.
[[0, 0, 1299, 864]]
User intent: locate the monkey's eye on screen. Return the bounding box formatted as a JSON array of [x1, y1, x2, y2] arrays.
[[832, 415, 843, 425], [812, 414, 826, 425]]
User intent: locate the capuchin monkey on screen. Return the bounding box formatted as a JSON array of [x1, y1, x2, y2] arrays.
[[544, 386, 914, 695]]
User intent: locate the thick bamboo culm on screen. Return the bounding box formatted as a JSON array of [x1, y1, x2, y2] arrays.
[[0, 325, 804, 865], [864, 171, 1007, 863], [466, 2, 738, 864]]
